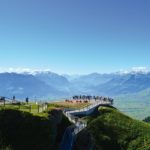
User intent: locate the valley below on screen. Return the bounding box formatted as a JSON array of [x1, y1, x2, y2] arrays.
[[114, 97, 150, 120]]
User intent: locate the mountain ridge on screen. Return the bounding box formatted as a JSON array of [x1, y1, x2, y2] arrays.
[[0, 69, 150, 99]]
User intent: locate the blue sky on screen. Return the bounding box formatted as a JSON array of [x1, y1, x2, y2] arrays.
[[0, 0, 150, 74]]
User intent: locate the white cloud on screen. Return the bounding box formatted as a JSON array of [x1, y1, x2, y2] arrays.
[[0, 67, 52, 75], [131, 67, 149, 72], [118, 67, 150, 74]]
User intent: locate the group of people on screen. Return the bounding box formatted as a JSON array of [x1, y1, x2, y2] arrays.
[[72, 95, 114, 104]]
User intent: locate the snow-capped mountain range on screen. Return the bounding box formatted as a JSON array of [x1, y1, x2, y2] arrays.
[[0, 67, 150, 99], [0, 67, 150, 75]]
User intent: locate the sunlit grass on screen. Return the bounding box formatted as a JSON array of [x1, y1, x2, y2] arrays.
[[0, 102, 47, 116], [49, 101, 90, 109]]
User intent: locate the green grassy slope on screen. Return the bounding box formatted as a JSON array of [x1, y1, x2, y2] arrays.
[[74, 107, 150, 150]]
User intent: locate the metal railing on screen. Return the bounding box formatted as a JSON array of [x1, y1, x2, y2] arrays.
[[67, 100, 111, 115]]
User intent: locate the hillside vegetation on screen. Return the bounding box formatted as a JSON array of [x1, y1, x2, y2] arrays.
[[1, 105, 150, 150], [0, 109, 71, 150], [74, 107, 150, 150]]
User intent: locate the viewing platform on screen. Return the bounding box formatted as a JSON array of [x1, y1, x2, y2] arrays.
[[63, 97, 113, 135]]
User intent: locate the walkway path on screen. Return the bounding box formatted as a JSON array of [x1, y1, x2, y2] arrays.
[[61, 100, 112, 150]]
